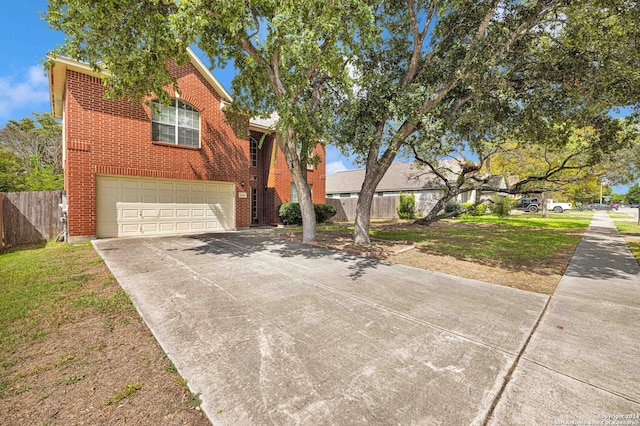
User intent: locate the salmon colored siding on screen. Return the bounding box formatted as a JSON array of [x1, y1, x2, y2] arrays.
[[63, 61, 325, 239]]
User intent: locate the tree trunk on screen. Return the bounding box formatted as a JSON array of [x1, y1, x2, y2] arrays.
[[296, 179, 316, 243], [281, 127, 316, 243], [353, 149, 397, 244], [541, 192, 548, 218], [414, 192, 457, 225], [354, 178, 376, 244]]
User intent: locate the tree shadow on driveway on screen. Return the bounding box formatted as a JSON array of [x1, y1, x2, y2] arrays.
[[184, 233, 381, 280]]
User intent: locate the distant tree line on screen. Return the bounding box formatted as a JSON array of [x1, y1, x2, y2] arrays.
[[0, 112, 63, 192]]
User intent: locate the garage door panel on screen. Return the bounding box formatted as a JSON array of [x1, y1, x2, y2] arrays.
[[97, 176, 235, 238], [101, 178, 119, 189], [141, 182, 157, 190], [121, 224, 140, 234], [121, 209, 139, 219], [176, 222, 190, 231], [159, 223, 175, 232], [141, 223, 158, 233], [141, 209, 158, 218]]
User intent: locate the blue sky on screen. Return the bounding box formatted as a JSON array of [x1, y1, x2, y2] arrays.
[[0, 1, 354, 176], [1, 2, 634, 193]]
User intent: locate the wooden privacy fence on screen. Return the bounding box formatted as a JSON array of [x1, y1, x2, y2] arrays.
[[0, 191, 64, 249], [326, 196, 399, 222]]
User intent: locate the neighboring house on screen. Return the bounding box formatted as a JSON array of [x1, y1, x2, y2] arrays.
[[326, 161, 506, 216], [48, 49, 325, 243]]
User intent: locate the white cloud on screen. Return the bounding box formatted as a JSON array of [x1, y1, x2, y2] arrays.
[[326, 160, 349, 176], [0, 65, 50, 118]]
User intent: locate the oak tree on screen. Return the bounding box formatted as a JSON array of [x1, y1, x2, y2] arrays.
[[47, 0, 376, 242], [329, 0, 640, 243]]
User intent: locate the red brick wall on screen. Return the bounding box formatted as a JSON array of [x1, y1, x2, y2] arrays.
[[64, 62, 253, 238], [268, 140, 326, 204], [64, 61, 326, 238], [266, 138, 326, 224]]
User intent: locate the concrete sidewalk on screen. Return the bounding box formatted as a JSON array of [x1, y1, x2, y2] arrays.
[[488, 211, 640, 424]]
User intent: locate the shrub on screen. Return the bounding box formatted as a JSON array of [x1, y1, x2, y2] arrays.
[[279, 202, 303, 225], [491, 196, 512, 218], [397, 192, 416, 219], [314, 204, 337, 223], [461, 201, 487, 217], [444, 199, 460, 214], [279, 202, 337, 225], [473, 203, 487, 216]]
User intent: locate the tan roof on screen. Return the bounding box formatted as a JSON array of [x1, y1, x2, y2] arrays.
[[327, 161, 454, 194], [327, 160, 508, 194]]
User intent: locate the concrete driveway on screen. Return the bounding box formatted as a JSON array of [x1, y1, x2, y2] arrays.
[[94, 233, 548, 425]]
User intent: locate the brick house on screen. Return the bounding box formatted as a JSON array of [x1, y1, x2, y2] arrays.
[[48, 49, 325, 243]]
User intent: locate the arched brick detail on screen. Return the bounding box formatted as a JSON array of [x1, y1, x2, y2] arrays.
[[178, 93, 207, 113]]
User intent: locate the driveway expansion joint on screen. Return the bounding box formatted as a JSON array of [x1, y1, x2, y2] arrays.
[[482, 294, 553, 426]]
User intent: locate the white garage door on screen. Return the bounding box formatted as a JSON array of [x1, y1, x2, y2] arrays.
[[97, 175, 235, 238]]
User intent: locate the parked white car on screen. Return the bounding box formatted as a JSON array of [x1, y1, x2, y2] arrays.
[[547, 199, 572, 213], [514, 198, 573, 213]]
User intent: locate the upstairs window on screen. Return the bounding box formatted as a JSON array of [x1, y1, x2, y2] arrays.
[[152, 99, 200, 148], [250, 136, 258, 167]]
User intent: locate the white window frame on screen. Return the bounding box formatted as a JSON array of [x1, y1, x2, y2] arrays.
[[152, 99, 201, 148], [250, 136, 258, 167]]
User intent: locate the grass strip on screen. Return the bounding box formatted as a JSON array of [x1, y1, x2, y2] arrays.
[[0, 242, 124, 365]]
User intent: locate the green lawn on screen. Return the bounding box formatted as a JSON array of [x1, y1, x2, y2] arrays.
[[628, 241, 640, 263], [609, 211, 637, 219], [322, 213, 591, 267], [613, 220, 640, 236], [0, 242, 127, 361], [0, 243, 206, 422], [613, 220, 640, 264], [455, 211, 593, 230]]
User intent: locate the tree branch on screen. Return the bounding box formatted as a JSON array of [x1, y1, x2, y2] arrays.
[[476, 1, 498, 40], [401, 0, 429, 89], [412, 146, 454, 191]]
